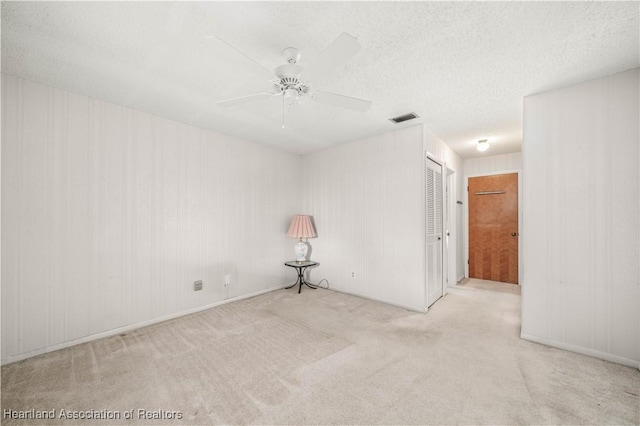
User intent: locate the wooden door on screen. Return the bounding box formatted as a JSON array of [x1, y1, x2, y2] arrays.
[[468, 173, 518, 284]]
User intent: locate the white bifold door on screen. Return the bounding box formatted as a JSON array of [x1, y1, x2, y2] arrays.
[[426, 157, 444, 308]]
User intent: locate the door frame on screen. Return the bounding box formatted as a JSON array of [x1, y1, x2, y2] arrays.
[[464, 169, 523, 285], [445, 166, 456, 290]]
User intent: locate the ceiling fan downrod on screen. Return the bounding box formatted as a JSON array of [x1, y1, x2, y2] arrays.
[[282, 47, 301, 64]]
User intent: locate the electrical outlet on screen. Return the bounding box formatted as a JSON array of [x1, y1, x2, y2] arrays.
[[194, 280, 203, 291], [351, 272, 355, 278], [224, 274, 231, 286]]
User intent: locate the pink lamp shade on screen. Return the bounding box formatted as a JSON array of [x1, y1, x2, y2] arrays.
[[287, 215, 316, 261], [287, 215, 317, 239]]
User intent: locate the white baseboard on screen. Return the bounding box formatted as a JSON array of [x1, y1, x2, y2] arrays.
[[520, 332, 640, 370], [1, 286, 284, 366], [329, 288, 426, 313]]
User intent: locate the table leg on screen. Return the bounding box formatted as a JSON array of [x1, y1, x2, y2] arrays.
[[285, 265, 318, 293], [301, 267, 317, 291], [285, 269, 302, 290], [303, 280, 318, 290]]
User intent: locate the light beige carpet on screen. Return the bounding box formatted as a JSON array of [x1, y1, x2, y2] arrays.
[[2, 279, 639, 425]]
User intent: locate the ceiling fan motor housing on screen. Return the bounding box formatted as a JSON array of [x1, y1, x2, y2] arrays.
[[275, 63, 303, 79], [273, 62, 310, 101]]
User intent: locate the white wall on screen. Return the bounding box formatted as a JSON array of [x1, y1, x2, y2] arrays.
[[300, 124, 463, 310], [1, 74, 302, 364], [302, 125, 426, 311], [521, 68, 639, 368], [464, 152, 522, 176]]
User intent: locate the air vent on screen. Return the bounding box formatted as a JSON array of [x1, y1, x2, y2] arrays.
[[389, 112, 419, 124]]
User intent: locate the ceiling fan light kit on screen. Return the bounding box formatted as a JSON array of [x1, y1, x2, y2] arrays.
[[216, 32, 372, 128], [284, 88, 299, 106]]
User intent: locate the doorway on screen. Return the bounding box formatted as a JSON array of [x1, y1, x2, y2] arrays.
[[468, 173, 519, 284]]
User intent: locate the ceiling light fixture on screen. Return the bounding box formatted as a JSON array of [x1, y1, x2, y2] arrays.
[[476, 139, 490, 152]]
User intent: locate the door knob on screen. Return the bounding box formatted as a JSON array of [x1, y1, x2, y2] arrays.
[[511, 232, 517, 237]]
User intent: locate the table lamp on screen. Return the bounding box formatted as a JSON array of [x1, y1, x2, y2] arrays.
[[287, 215, 317, 261]]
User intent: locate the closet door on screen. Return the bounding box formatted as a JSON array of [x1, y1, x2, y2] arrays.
[[426, 157, 443, 307]]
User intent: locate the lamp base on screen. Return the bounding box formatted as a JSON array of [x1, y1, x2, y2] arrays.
[[294, 240, 308, 262]]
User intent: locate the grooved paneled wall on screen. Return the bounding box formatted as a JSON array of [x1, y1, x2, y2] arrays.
[[522, 68, 639, 368], [1, 74, 301, 364], [302, 125, 427, 311]]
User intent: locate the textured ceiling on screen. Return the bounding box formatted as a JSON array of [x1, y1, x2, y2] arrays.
[[2, 2, 638, 157]]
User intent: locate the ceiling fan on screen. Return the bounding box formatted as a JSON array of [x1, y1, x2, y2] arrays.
[[215, 33, 372, 127]]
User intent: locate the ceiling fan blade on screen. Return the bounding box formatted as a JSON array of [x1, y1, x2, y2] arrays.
[[207, 36, 275, 80], [303, 33, 361, 83], [311, 91, 372, 112], [217, 93, 278, 107]]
